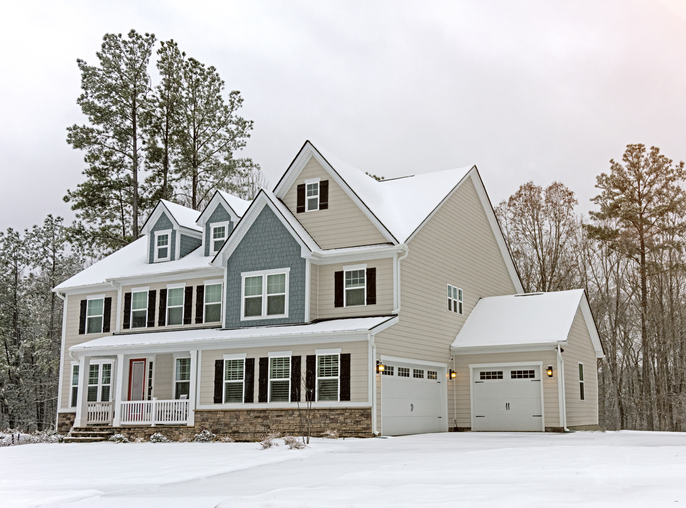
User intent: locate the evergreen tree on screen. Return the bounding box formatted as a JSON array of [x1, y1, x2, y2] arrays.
[[65, 30, 156, 252]]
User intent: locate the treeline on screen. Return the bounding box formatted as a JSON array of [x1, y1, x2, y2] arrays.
[[497, 144, 686, 431]]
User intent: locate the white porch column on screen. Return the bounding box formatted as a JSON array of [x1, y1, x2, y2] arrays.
[[74, 355, 91, 428], [187, 349, 198, 426], [112, 353, 125, 427]]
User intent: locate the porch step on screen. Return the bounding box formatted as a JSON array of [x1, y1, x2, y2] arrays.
[[64, 427, 115, 443]]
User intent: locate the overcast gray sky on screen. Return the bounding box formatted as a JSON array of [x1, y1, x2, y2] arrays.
[[1, 0, 685, 232]]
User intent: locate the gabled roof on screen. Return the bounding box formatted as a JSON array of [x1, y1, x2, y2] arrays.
[[196, 190, 252, 226], [451, 289, 604, 358], [54, 236, 216, 291], [212, 189, 320, 266], [140, 200, 202, 235]]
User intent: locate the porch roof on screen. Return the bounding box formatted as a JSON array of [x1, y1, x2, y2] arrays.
[[70, 316, 398, 355]]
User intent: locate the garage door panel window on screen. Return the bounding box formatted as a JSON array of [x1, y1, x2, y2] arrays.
[[382, 365, 394, 376], [413, 369, 424, 379], [480, 371, 503, 380], [511, 370, 535, 379], [317, 354, 339, 401], [398, 367, 410, 377], [427, 370, 437, 380]]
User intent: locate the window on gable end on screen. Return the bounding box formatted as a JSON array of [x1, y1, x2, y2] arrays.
[[211, 222, 229, 254], [241, 269, 289, 320], [155, 230, 171, 262], [447, 284, 463, 314], [306, 179, 320, 211]]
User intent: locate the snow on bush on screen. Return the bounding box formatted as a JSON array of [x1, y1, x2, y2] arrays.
[[0, 430, 62, 446], [259, 432, 280, 449], [109, 434, 129, 444], [322, 430, 339, 439], [193, 429, 217, 443], [150, 433, 171, 443], [283, 436, 306, 449]]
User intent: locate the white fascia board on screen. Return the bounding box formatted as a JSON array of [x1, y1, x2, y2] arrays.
[[273, 142, 398, 245], [310, 244, 404, 265], [105, 268, 221, 287], [178, 226, 203, 239], [54, 283, 116, 296], [580, 293, 605, 359], [141, 202, 180, 235], [369, 315, 399, 334], [69, 331, 371, 356], [451, 342, 565, 355]]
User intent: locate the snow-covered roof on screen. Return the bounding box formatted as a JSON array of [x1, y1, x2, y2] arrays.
[[451, 289, 603, 357], [313, 145, 474, 243], [54, 237, 215, 291], [70, 316, 397, 353], [217, 191, 252, 217], [159, 200, 202, 232]]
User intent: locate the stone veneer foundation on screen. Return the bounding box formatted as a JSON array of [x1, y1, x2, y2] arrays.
[[59, 407, 372, 442]]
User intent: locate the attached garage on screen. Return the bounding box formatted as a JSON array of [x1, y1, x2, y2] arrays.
[[380, 358, 447, 435], [471, 363, 544, 431]]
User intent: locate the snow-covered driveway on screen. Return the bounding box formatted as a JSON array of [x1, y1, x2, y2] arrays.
[[2, 431, 685, 507]]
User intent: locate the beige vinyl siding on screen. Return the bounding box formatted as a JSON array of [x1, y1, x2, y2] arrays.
[[310, 263, 319, 320], [283, 157, 389, 249], [59, 291, 118, 410], [121, 276, 224, 331], [313, 258, 394, 320], [375, 175, 517, 362], [451, 350, 560, 429], [563, 308, 599, 426], [199, 341, 369, 405], [153, 354, 173, 400]]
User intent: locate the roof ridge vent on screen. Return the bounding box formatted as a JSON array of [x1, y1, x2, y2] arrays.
[[514, 292, 544, 297]]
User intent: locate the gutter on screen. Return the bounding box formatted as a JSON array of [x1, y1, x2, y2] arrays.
[[557, 344, 568, 431]]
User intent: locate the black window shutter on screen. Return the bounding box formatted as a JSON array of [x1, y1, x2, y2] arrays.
[[319, 180, 329, 210], [103, 297, 112, 332], [78, 299, 87, 334], [366, 267, 376, 305], [195, 286, 205, 324], [290, 356, 301, 402], [183, 287, 193, 325], [147, 290, 156, 328], [258, 357, 269, 402], [340, 353, 351, 401], [158, 289, 167, 327], [214, 359, 223, 403], [244, 358, 255, 403], [123, 292, 131, 330], [306, 355, 316, 402], [296, 184, 306, 213], [334, 271, 344, 308]]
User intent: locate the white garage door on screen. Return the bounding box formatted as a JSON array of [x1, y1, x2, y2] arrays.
[[472, 365, 544, 432], [382, 363, 445, 435]]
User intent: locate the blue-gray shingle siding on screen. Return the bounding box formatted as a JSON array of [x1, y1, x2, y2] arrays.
[[224, 205, 306, 328], [149, 212, 176, 263], [180, 234, 201, 257], [204, 203, 233, 256]]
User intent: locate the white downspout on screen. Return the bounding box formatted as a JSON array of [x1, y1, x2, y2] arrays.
[[111, 281, 122, 333], [392, 244, 409, 314], [557, 345, 568, 431], [369, 333, 378, 435], [55, 292, 67, 428]]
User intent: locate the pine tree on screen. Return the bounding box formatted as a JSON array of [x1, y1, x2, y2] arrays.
[[65, 30, 156, 252]]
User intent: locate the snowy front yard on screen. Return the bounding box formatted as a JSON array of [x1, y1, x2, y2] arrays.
[[2, 431, 685, 507]]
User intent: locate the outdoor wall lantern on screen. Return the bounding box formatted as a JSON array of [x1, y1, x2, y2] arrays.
[[449, 369, 456, 380], [547, 365, 554, 378], [376, 361, 385, 373]]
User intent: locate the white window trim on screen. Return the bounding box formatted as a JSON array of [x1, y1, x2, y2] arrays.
[[166, 285, 186, 326], [70, 362, 79, 408], [268, 355, 291, 403], [447, 284, 463, 314], [154, 229, 172, 262], [130, 289, 149, 329], [343, 264, 367, 308], [203, 281, 223, 324], [240, 268, 290, 321], [210, 221, 231, 255], [223, 357, 246, 404], [85, 295, 105, 334], [579, 362, 585, 401], [173, 356, 191, 400], [83, 360, 114, 403], [305, 177, 321, 212], [316, 353, 340, 402]]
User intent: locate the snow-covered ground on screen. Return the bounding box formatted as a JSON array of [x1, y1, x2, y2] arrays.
[[2, 431, 685, 507]]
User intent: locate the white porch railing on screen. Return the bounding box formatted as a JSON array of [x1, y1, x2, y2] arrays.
[[119, 399, 189, 425], [87, 401, 113, 424]]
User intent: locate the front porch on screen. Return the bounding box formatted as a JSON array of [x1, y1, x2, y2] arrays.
[[73, 349, 198, 428]]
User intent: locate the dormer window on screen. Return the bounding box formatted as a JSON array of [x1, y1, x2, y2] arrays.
[[306, 179, 320, 211], [154, 230, 171, 262], [211, 222, 230, 254]]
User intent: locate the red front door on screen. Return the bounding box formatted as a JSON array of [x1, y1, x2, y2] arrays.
[[128, 359, 146, 401]]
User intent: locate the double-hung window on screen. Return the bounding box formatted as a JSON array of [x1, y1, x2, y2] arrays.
[[131, 290, 148, 328], [306, 179, 319, 211], [224, 358, 245, 403], [175, 357, 190, 399], [579, 363, 585, 401], [345, 268, 366, 307], [211, 222, 229, 254], [317, 354, 339, 401], [447, 284, 463, 314], [86, 297, 104, 334], [154, 230, 171, 262], [241, 269, 289, 319], [70, 365, 79, 407], [87, 362, 112, 402], [269, 356, 290, 402], [204, 282, 222, 323], [167, 286, 184, 326]]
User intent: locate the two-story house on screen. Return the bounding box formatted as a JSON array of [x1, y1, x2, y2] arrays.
[[55, 141, 604, 440]]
